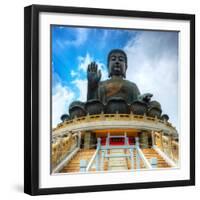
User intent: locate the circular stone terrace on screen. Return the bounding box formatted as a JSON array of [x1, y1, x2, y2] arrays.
[[53, 113, 178, 138]]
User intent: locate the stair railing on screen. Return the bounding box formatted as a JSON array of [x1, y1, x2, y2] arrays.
[[135, 137, 152, 169], [86, 138, 101, 171], [99, 133, 135, 171], [52, 132, 81, 173], [86, 134, 157, 172]]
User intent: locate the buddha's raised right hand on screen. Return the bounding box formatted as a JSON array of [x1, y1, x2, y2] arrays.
[[87, 62, 101, 87]]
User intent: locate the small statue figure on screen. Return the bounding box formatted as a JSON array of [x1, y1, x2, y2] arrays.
[[60, 114, 70, 122], [68, 101, 86, 119]]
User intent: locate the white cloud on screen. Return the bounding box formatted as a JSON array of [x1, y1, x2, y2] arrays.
[[71, 79, 87, 102], [102, 30, 109, 40], [97, 61, 108, 81], [78, 53, 93, 72], [124, 31, 178, 130], [78, 53, 108, 80], [70, 70, 78, 78], [66, 28, 88, 47], [72, 28, 88, 46], [52, 83, 75, 128], [56, 28, 88, 49]]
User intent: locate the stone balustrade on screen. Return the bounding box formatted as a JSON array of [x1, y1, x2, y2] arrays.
[[154, 131, 179, 163], [53, 113, 173, 130], [51, 133, 78, 169], [53, 113, 177, 138]]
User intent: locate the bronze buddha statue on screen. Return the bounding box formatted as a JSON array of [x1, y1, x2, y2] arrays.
[[66, 49, 165, 119], [87, 49, 159, 115]]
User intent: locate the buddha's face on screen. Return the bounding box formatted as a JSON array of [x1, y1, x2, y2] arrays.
[[109, 52, 126, 77]]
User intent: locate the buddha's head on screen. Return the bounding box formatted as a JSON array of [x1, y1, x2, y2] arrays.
[[107, 49, 127, 78]]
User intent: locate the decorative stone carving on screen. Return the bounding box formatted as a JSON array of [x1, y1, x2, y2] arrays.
[[85, 99, 104, 115], [147, 101, 162, 118], [161, 114, 169, 121], [69, 101, 86, 119], [60, 114, 70, 122], [130, 101, 147, 115], [105, 97, 129, 114]]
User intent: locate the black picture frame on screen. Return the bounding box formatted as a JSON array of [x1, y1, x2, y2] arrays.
[[24, 4, 195, 196]]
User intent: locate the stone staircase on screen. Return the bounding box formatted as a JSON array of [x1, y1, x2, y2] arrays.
[[61, 147, 170, 173], [142, 148, 170, 168], [61, 149, 95, 173], [126, 148, 170, 169], [107, 149, 128, 171]]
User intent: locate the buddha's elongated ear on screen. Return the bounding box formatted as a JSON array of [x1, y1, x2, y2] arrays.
[[122, 63, 127, 78], [123, 68, 126, 78], [108, 61, 112, 77]]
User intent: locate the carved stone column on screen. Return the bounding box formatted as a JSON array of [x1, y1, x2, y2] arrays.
[[84, 131, 91, 149], [160, 131, 164, 151], [168, 134, 173, 159], [139, 131, 149, 148], [151, 131, 155, 146], [90, 132, 97, 149]]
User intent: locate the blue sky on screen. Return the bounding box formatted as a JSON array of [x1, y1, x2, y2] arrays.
[[51, 25, 179, 131]]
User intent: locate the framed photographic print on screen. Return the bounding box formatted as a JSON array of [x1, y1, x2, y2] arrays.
[[24, 4, 195, 195]]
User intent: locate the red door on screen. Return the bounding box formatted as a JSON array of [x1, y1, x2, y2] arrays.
[[100, 137, 134, 145]]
